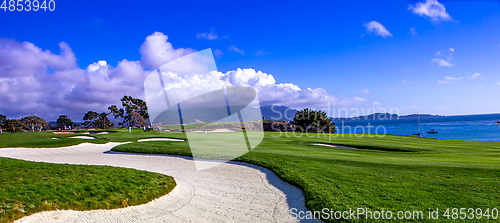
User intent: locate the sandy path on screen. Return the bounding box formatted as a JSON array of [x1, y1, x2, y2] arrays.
[[0, 143, 317, 223]]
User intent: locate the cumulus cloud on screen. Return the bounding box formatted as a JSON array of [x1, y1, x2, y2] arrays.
[[432, 58, 452, 66], [408, 0, 452, 21], [140, 32, 195, 69], [196, 30, 218, 40], [254, 50, 270, 56], [0, 33, 369, 121], [432, 48, 454, 66], [468, 73, 481, 79], [351, 96, 367, 103], [445, 76, 462, 81], [438, 75, 462, 84], [0, 38, 149, 120], [229, 45, 245, 55], [160, 68, 363, 109], [364, 21, 393, 38], [360, 89, 370, 94], [410, 28, 417, 35], [213, 49, 223, 59]]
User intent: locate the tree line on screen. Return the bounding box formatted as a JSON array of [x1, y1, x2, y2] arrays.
[[0, 96, 149, 133]]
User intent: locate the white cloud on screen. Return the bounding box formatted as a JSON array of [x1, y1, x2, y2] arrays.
[[410, 27, 417, 35], [432, 58, 452, 66], [255, 50, 270, 56], [364, 21, 393, 38], [351, 96, 367, 102], [0, 38, 149, 120], [360, 89, 370, 94], [408, 0, 452, 21], [229, 45, 245, 55], [139, 32, 195, 69], [445, 76, 463, 81], [468, 73, 481, 79], [196, 30, 218, 40], [439, 76, 462, 84], [432, 49, 455, 66], [160, 68, 364, 109], [0, 33, 369, 120], [213, 49, 223, 59]]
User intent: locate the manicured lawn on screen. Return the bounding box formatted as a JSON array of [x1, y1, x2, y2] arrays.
[[0, 129, 178, 148], [0, 157, 176, 223], [2, 129, 500, 222], [112, 131, 500, 222], [0, 129, 178, 223]]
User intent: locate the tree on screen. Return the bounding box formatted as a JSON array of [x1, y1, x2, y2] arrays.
[[291, 108, 336, 133], [3, 119, 26, 133], [0, 114, 6, 126], [130, 111, 148, 127], [82, 111, 113, 129], [56, 115, 73, 129], [109, 96, 149, 128], [20, 116, 48, 132]]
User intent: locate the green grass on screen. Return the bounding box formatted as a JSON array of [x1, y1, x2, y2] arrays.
[[0, 128, 180, 148], [0, 158, 176, 223], [2, 129, 500, 222], [0, 129, 179, 223], [111, 131, 500, 222]]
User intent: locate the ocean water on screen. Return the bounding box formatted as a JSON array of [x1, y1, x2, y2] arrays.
[[336, 113, 500, 141]]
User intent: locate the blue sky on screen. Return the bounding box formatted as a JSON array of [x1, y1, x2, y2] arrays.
[[1, 0, 500, 120]]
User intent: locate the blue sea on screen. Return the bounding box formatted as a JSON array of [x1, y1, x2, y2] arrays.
[[336, 113, 500, 141]]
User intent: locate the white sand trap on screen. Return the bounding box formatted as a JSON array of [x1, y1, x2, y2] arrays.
[[190, 129, 241, 133], [313, 143, 358, 149], [138, 138, 185, 142], [69, 136, 95, 140], [50, 138, 59, 140], [54, 132, 111, 135], [0, 143, 317, 223], [211, 128, 240, 132]]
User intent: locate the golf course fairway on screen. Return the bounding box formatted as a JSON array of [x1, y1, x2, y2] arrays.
[[112, 131, 500, 222]]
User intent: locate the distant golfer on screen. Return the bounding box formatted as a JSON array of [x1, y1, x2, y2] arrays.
[[128, 127, 131, 133], [0, 127, 2, 134]]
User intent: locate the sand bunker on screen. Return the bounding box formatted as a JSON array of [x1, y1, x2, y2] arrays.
[[69, 136, 96, 140], [54, 131, 112, 135], [0, 143, 317, 223], [312, 143, 358, 149], [138, 138, 185, 142]]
